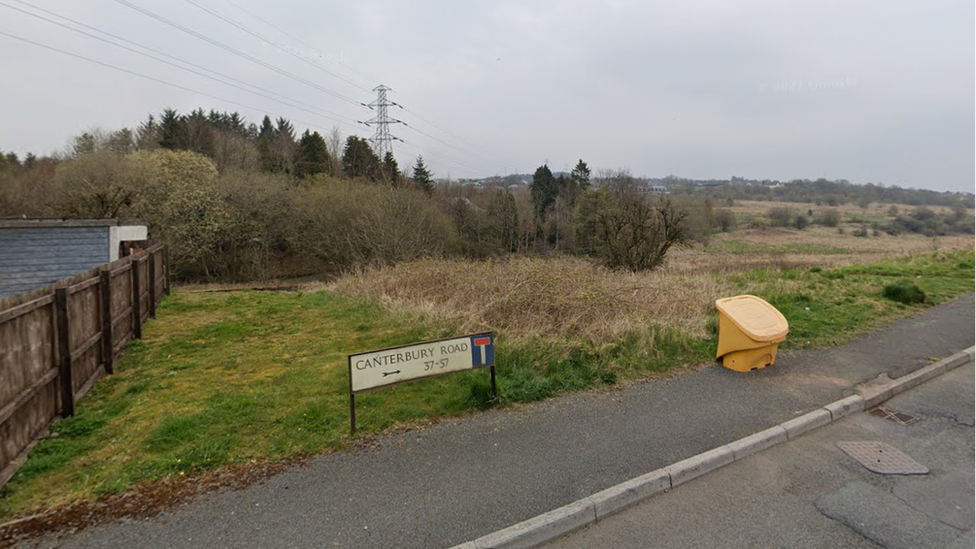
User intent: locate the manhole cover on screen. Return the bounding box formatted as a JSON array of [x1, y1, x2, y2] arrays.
[[868, 406, 920, 425], [837, 441, 929, 475]]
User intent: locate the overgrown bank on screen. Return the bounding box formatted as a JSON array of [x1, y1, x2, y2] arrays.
[[0, 250, 973, 521]]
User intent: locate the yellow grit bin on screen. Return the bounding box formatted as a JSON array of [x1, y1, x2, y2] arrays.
[[715, 295, 789, 372]]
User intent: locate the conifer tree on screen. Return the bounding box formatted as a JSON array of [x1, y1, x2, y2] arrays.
[[295, 130, 331, 179], [257, 115, 276, 172], [530, 163, 558, 220], [341, 136, 381, 180], [72, 132, 98, 156], [158, 108, 186, 150], [3, 151, 20, 169], [270, 117, 297, 174], [571, 159, 591, 191], [183, 109, 216, 158], [382, 151, 401, 186], [136, 115, 160, 150], [412, 155, 434, 195]]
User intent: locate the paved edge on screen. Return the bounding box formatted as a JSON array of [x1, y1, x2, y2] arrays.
[[449, 346, 975, 549]]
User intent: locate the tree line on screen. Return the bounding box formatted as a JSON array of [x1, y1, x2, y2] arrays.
[[668, 177, 973, 209], [0, 108, 744, 280]]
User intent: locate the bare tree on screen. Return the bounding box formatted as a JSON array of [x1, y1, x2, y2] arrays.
[[594, 168, 640, 197], [598, 196, 688, 272], [327, 125, 343, 177]]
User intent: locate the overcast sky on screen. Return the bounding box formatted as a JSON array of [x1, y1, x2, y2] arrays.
[[1, 0, 973, 192]]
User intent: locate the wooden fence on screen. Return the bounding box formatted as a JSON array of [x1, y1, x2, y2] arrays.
[[0, 244, 168, 487]]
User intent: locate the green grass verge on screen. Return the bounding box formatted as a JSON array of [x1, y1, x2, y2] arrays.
[[709, 239, 854, 255], [1, 250, 972, 519], [745, 250, 974, 348]]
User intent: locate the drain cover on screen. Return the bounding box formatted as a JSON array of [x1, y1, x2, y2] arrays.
[[868, 406, 919, 425], [837, 441, 929, 475]]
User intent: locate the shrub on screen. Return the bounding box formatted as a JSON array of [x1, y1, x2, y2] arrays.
[[293, 178, 457, 269], [54, 151, 138, 218], [912, 207, 936, 221], [128, 149, 228, 279], [714, 209, 737, 232], [882, 281, 926, 304], [819, 209, 841, 227], [923, 220, 947, 237], [214, 170, 299, 280], [669, 196, 715, 244], [767, 206, 793, 227], [793, 214, 809, 230], [893, 216, 925, 234]]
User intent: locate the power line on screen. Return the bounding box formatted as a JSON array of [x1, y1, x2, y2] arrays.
[[112, 0, 365, 108], [113, 0, 497, 173], [207, 0, 498, 170], [399, 119, 497, 169], [0, 14, 489, 175], [220, 0, 380, 89], [398, 139, 487, 174], [1, 1, 359, 129], [182, 0, 372, 94], [394, 102, 497, 160], [0, 29, 352, 137]]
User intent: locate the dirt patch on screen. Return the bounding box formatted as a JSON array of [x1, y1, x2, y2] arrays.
[[0, 457, 305, 548], [0, 420, 454, 547]]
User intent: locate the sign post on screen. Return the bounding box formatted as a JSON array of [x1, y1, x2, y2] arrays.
[[348, 332, 495, 435]]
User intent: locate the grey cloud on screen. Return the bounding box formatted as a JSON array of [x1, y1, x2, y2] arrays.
[[0, 0, 971, 191]]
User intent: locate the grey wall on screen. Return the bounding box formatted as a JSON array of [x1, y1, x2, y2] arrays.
[[0, 227, 111, 298]]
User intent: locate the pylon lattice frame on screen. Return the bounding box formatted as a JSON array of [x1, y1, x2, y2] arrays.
[[366, 84, 401, 158]]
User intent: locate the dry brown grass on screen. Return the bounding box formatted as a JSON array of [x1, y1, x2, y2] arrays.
[[663, 249, 855, 273], [730, 200, 964, 219], [323, 257, 731, 341], [323, 226, 973, 344], [667, 226, 974, 272]]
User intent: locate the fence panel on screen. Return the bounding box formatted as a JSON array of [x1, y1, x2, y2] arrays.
[[110, 264, 133, 354], [138, 256, 151, 325], [0, 297, 59, 477], [67, 278, 104, 399], [0, 245, 167, 487]]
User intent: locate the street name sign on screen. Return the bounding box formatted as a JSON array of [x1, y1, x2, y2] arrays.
[[347, 332, 495, 434]]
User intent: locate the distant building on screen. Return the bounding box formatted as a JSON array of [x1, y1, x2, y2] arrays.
[[636, 182, 670, 194]]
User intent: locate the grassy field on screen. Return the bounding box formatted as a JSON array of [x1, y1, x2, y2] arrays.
[[727, 199, 961, 227], [0, 228, 973, 521]]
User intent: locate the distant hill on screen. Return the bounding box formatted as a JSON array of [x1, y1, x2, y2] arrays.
[[664, 177, 973, 208], [485, 172, 973, 208]]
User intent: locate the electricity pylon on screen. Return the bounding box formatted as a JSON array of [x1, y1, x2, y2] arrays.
[[365, 85, 402, 157]]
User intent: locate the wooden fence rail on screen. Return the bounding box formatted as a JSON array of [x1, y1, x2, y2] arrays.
[[0, 245, 168, 488]]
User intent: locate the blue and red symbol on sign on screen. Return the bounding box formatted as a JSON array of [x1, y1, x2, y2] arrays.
[[470, 334, 494, 368]]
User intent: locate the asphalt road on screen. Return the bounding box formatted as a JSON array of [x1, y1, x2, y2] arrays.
[[547, 351, 975, 549], [16, 298, 975, 549]]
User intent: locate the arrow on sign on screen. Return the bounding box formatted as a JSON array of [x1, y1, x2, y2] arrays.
[[382, 370, 401, 377]]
